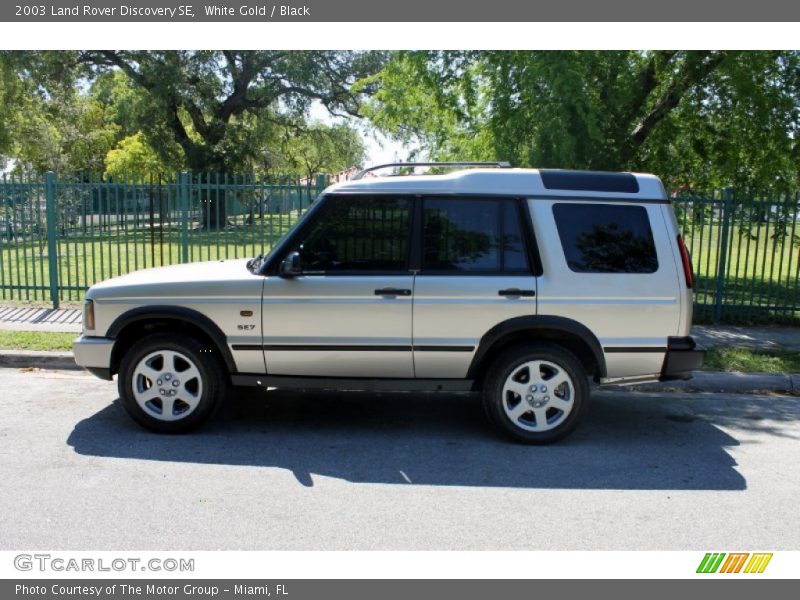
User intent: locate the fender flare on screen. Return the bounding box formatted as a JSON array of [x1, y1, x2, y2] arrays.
[[106, 305, 237, 373], [467, 315, 607, 379]]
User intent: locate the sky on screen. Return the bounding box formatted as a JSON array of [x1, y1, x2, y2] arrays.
[[307, 100, 416, 168]]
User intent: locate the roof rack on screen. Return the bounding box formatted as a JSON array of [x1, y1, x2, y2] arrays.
[[351, 161, 512, 181]]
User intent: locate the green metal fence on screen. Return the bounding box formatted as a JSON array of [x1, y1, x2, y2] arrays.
[[1, 174, 799, 323], [673, 188, 800, 324], [0, 172, 328, 307]]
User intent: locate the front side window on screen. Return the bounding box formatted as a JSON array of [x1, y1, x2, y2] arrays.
[[422, 198, 529, 273], [295, 195, 411, 273], [553, 203, 658, 273]]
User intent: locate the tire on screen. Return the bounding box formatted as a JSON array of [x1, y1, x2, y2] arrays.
[[117, 332, 228, 433], [482, 343, 590, 444]]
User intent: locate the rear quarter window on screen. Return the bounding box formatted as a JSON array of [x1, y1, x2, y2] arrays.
[[552, 203, 658, 273]]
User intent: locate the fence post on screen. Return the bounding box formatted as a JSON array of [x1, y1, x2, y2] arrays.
[[179, 172, 190, 263], [312, 174, 328, 208], [712, 187, 733, 324], [44, 171, 59, 309]]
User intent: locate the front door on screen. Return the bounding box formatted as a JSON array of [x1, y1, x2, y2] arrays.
[[262, 194, 414, 378]]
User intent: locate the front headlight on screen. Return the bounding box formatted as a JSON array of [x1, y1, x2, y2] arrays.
[[83, 299, 95, 332]]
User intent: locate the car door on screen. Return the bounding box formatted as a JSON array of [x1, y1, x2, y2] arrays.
[[261, 194, 415, 378], [533, 200, 682, 379], [412, 197, 539, 378]]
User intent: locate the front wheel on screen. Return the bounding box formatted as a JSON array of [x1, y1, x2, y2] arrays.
[[482, 343, 590, 444], [118, 332, 227, 433]]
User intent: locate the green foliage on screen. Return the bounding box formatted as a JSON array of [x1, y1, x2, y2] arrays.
[[73, 51, 385, 173], [1, 51, 384, 180], [703, 347, 800, 373], [105, 132, 170, 180], [0, 58, 25, 159], [14, 95, 120, 173], [279, 122, 366, 179], [367, 51, 800, 189]]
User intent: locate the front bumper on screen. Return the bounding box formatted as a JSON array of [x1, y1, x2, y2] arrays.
[[73, 335, 115, 380], [660, 336, 705, 381]]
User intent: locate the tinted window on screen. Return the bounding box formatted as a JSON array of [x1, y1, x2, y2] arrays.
[[297, 196, 411, 273], [503, 201, 528, 271], [553, 203, 658, 273], [423, 198, 529, 272]]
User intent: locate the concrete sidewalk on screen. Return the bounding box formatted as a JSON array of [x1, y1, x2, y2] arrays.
[[0, 305, 81, 333], [692, 324, 800, 351]]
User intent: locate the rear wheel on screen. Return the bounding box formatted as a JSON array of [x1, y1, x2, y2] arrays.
[[118, 332, 227, 433], [482, 343, 589, 444]]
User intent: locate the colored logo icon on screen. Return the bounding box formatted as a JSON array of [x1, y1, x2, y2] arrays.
[[697, 553, 773, 574]]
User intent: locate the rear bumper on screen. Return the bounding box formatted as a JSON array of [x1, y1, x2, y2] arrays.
[[660, 336, 705, 381], [73, 335, 114, 380]]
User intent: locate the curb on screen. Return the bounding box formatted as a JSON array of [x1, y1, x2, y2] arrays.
[[608, 370, 800, 395], [0, 350, 80, 371]]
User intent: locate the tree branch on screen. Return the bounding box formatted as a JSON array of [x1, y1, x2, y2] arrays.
[[630, 51, 731, 148]]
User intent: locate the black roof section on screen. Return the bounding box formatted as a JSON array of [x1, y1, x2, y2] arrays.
[[539, 169, 640, 194]]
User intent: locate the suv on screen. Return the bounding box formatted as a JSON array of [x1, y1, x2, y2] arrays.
[[73, 164, 704, 443]]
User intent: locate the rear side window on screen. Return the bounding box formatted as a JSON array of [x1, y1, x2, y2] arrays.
[[553, 203, 658, 273], [422, 198, 529, 273]]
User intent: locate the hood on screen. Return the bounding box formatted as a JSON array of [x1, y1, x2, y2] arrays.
[[87, 259, 258, 300]]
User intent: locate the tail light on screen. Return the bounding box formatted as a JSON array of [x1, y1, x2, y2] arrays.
[[677, 235, 693, 289]]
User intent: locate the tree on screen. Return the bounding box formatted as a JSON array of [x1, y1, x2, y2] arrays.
[[105, 132, 170, 180], [366, 51, 800, 189], [0, 57, 25, 161], [281, 122, 366, 181], [10, 92, 120, 174], [10, 50, 385, 227]]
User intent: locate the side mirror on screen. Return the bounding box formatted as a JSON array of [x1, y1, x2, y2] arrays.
[[279, 251, 302, 278]]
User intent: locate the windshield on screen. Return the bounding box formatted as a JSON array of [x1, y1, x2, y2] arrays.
[[246, 199, 321, 273]]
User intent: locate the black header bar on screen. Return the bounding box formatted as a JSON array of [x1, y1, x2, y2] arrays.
[[2, 1, 798, 22]]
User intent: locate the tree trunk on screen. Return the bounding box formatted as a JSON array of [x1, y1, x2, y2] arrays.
[[199, 187, 228, 230]]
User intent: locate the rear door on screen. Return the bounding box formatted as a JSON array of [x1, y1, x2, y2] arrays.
[[412, 197, 538, 378], [533, 200, 682, 379]]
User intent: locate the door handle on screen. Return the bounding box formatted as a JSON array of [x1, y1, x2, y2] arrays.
[[498, 288, 535, 297], [374, 288, 412, 296]]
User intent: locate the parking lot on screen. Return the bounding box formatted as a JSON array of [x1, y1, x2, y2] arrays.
[[0, 367, 798, 550]]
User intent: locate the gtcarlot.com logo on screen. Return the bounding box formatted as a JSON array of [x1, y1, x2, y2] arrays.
[[697, 552, 773, 574], [14, 553, 195, 573]]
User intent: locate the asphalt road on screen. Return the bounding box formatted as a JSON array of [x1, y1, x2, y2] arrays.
[[0, 367, 798, 550]]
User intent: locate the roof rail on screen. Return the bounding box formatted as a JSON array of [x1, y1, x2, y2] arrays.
[[352, 161, 512, 181]]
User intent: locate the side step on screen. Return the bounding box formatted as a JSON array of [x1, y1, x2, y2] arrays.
[[231, 374, 475, 393]]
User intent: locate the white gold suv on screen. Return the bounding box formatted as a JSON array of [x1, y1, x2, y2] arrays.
[[73, 164, 704, 443]]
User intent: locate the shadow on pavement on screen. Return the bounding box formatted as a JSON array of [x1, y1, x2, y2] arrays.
[[63, 387, 774, 492]]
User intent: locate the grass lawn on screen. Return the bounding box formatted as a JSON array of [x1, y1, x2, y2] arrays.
[[0, 330, 75, 352], [703, 347, 800, 374], [0, 212, 302, 303], [683, 221, 800, 324]]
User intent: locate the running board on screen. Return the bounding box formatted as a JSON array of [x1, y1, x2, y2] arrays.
[[231, 374, 475, 392], [600, 374, 661, 386]]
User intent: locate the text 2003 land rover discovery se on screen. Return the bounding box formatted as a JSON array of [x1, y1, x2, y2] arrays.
[[74, 164, 704, 444]]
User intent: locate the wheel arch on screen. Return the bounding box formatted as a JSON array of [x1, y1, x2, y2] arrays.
[[467, 316, 606, 385], [107, 306, 236, 376]]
